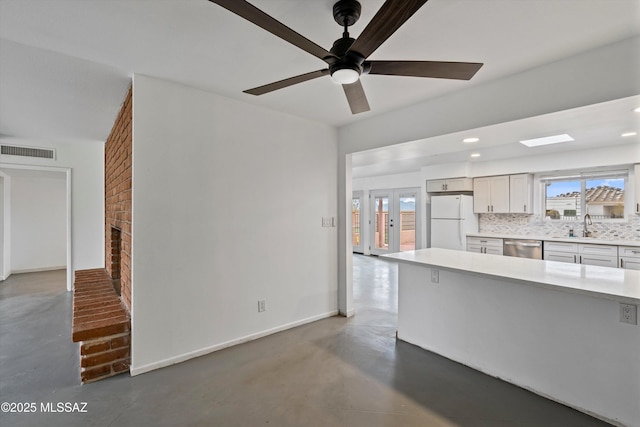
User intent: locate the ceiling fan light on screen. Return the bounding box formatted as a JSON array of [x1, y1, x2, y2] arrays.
[[331, 68, 360, 85]]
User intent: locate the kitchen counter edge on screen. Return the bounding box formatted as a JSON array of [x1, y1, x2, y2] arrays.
[[382, 248, 640, 304], [467, 232, 640, 247]]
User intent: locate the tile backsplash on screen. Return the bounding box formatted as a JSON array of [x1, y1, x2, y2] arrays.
[[478, 213, 640, 241]]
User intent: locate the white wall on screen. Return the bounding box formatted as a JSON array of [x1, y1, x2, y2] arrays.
[[131, 74, 338, 374], [0, 138, 105, 287], [337, 36, 640, 315], [4, 169, 66, 273]]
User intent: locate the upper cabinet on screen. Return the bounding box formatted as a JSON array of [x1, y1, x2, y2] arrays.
[[426, 177, 473, 193], [473, 175, 510, 213], [473, 174, 533, 214], [635, 164, 640, 214], [509, 174, 533, 214]]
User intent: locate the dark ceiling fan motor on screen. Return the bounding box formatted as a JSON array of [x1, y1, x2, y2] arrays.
[[330, 1, 369, 81]]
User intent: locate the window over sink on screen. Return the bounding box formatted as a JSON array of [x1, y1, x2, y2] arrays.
[[543, 170, 627, 221]]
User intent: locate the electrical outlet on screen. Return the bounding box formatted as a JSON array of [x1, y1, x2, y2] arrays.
[[430, 269, 439, 284], [258, 300, 266, 313], [620, 303, 637, 325]]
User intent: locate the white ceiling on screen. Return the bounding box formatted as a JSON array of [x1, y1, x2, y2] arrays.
[[352, 95, 640, 177], [0, 0, 639, 173]]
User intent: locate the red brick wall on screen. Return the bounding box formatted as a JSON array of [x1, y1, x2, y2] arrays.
[[105, 85, 132, 310]]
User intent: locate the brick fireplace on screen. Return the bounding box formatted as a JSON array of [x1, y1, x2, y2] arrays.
[[72, 85, 132, 383], [109, 227, 122, 296]]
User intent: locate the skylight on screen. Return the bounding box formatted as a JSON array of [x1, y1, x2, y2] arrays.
[[519, 134, 574, 147]]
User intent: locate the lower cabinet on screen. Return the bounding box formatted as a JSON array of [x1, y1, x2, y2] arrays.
[[619, 246, 640, 270], [544, 251, 578, 264], [543, 242, 618, 268], [469, 236, 638, 269], [467, 237, 503, 255]]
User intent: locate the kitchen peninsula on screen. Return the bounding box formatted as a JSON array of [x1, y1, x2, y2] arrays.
[[382, 248, 640, 427]]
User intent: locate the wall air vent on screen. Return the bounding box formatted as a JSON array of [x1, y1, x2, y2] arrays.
[[0, 144, 55, 159]]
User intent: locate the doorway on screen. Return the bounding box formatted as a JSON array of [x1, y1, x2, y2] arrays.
[[369, 188, 420, 256], [0, 165, 72, 290]]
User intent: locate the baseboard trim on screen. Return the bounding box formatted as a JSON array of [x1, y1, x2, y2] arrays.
[[12, 266, 66, 274], [339, 308, 355, 318], [130, 310, 339, 376]]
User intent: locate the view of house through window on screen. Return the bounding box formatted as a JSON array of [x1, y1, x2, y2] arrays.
[[544, 172, 626, 220]]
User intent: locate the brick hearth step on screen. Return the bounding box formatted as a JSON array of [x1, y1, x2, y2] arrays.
[[72, 268, 131, 383]]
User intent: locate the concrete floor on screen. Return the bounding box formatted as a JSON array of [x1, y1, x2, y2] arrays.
[[0, 256, 611, 426]]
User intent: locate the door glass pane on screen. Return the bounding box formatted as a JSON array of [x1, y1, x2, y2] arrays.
[[374, 196, 389, 250], [585, 178, 624, 219], [545, 180, 580, 220], [352, 197, 361, 247], [399, 196, 416, 251]]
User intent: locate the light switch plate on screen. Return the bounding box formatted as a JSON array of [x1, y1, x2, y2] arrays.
[[322, 217, 334, 227]]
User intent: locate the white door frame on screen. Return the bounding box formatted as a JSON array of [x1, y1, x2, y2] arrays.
[[0, 163, 73, 291]]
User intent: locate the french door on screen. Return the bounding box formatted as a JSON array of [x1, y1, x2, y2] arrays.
[[369, 188, 419, 256], [352, 191, 364, 253]]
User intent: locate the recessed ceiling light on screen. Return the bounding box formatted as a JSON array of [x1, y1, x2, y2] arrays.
[[470, 153, 481, 158], [519, 133, 574, 147], [463, 137, 479, 143], [621, 132, 637, 137], [634, 107, 640, 113]]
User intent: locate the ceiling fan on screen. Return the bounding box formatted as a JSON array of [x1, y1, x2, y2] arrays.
[[209, 0, 483, 114]]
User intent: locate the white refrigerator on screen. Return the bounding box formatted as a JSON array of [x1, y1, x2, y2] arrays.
[[430, 195, 477, 250]]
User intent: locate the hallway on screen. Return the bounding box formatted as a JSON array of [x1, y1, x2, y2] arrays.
[[0, 258, 610, 426]]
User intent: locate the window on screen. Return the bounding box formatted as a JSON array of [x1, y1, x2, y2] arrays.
[[543, 170, 627, 220]]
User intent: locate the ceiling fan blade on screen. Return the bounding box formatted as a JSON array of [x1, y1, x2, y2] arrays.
[[368, 60, 483, 80], [244, 69, 329, 96], [209, 0, 334, 62], [342, 80, 370, 114], [348, 0, 429, 59]]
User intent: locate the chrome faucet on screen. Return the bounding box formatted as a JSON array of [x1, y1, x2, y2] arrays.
[[583, 213, 592, 237]]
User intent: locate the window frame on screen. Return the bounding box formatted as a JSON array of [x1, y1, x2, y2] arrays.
[[540, 168, 629, 222]]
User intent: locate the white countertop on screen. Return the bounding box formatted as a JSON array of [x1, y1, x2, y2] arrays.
[[382, 248, 640, 304], [467, 232, 640, 247]]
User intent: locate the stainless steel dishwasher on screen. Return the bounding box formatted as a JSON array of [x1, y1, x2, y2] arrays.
[[503, 239, 543, 259]]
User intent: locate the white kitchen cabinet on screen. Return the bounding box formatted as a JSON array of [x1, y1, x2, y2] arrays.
[[635, 164, 640, 214], [427, 178, 473, 193], [579, 254, 618, 268], [544, 251, 578, 263], [619, 246, 640, 270], [473, 176, 509, 213], [544, 241, 578, 253], [579, 244, 618, 268], [467, 237, 503, 255], [544, 241, 578, 263], [509, 174, 533, 214], [543, 241, 618, 267]]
